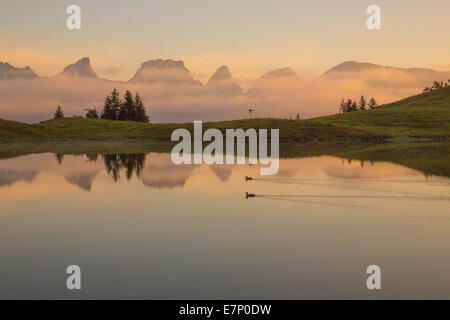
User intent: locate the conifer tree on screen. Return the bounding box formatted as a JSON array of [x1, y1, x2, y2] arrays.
[[346, 99, 354, 112], [134, 92, 150, 122], [369, 97, 377, 109], [101, 88, 121, 120], [110, 88, 121, 120], [101, 95, 113, 120], [359, 95, 367, 110], [119, 90, 135, 121], [54, 106, 64, 119]]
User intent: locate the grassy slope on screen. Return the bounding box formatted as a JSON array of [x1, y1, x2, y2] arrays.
[[0, 86, 449, 142], [307, 86, 449, 139], [0, 87, 448, 176]]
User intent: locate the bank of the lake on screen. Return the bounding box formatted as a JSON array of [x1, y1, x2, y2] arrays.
[[1, 86, 449, 143], [0, 87, 449, 177]]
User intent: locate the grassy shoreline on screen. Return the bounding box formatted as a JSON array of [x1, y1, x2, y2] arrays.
[[0, 87, 448, 176], [1, 86, 449, 143], [0, 139, 448, 178]]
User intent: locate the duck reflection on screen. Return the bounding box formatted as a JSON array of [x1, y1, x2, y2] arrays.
[[0, 152, 439, 194]]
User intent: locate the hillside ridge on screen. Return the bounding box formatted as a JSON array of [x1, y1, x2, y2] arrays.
[[0, 86, 449, 142]]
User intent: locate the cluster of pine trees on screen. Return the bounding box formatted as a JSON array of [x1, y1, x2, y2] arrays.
[[101, 89, 149, 122], [53, 89, 150, 122], [339, 95, 377, 113], [423, 80, 450, 93]]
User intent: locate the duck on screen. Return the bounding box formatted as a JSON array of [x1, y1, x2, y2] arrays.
[[245, 192, 256, 199]]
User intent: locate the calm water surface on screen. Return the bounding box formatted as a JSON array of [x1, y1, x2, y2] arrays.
[[0, 153, 449, 299]]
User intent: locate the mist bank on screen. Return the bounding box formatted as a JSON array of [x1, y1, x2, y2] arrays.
[[1, 65, 449, 123]]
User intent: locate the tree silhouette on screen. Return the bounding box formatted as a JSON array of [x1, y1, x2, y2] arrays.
[[359, 95, 367, 110], [134, 93, 150, 122], [55, 153, 64, 164], [424, 80, 450, 93], [101, 153, 146, 182], [432, 81, 442, 90], [85, 154, 98, 162], [344, 99, 357, 112], [248, 108, 254, 119], [103, 154, 121, 181], [119, 90, 135, 121], [340, 97, 377, 113], [101, 89, 150, 122], [85, 107, 99, 119], [54, 106, 64, 119], [101, 93, 113, 119], [369, 97, 377, 109], [101, 88, 121, 120]]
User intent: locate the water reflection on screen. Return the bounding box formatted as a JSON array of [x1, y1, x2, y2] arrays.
[[0, 169, 37, 187], [101, 154, 146, 181], [0, 152, 448, 192], [0, 152, 449, 299], [53, 153, 147, 182], [343, 158, 374, 168]]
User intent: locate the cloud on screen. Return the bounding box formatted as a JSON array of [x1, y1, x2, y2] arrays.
[[0, 65, 445, 123], [97, 66, 124, 77]]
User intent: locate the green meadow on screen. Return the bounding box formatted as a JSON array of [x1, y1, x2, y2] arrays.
[[0, 86, 449, 177]]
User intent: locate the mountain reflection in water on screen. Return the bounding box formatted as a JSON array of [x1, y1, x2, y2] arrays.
[[0, 152, 449, 299], [0, 152, 447, 194]]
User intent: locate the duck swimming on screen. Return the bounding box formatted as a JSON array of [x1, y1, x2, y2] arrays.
[[245, 192, 256, 199]]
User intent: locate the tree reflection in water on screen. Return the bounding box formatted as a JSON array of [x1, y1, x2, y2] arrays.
[[85, 153, 147, 182]]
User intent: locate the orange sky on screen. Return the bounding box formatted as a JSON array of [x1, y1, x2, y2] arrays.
[[1, 1, 449, 81]]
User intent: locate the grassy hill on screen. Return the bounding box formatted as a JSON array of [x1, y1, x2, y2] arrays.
[[1, 86, 449, 143], [307, 86, 449, 139], [0, 87, 450, 142], [0, 87, 448, 176]]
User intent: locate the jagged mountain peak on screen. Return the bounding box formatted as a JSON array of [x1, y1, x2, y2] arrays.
[[59, 57, 98, 78], [206, 65, 242, 96], [0, 61, 39, 80], [129, 58, 197, 84], [207, 65, 233, 85]]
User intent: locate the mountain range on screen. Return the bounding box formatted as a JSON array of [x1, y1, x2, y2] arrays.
[[320, 60, 450, 82], [321, 61, 446, 78], [2, 57, 449, 94], [1, 57, 450, 123]]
